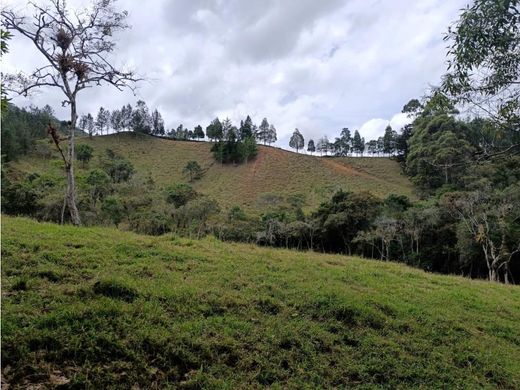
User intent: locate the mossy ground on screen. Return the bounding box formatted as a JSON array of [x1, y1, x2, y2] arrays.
[[2, 216, 520, 389]]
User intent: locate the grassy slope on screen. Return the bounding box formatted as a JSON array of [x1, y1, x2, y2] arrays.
[[12, 133, 414, 212], [2, 216, 520, 389]]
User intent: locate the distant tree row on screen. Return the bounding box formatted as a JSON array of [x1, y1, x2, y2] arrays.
[[79, 100, 166, 137], [290, 126, 408, 158], [81, 103, 279, 148]]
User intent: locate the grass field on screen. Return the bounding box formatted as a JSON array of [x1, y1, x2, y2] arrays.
[[2, 216, 520, 389], [10, 133, 415, 213]]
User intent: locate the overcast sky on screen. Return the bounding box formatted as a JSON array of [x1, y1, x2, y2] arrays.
[[3, 0, 468, 148]]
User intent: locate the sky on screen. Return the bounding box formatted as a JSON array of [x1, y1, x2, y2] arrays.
[[3, 0, 468, 149]]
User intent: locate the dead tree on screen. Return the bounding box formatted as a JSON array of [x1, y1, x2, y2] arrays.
[[2, 0, 140, 225]]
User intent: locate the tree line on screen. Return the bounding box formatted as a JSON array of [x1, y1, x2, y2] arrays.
[[289, 125, 405, 158]]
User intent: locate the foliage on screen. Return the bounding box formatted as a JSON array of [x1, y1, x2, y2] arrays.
[[101, 196, 125, 227], [183, 160, 203, 182], [406, 115, 475, 191], [1, 29, 12, 116], [165, 183, 198, 208], [206, 117, 223, 141], [289, 128, 304, 153], [443, 0, 520, 132], [211, 133, 258, 164], [101, 151, 135, 183], [86, 169, 111, 207], [0, 103, 64, 161], [76, 144, 93, 166]]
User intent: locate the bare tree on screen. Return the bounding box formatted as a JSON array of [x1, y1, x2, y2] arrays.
[[2, 0, 140, 225]]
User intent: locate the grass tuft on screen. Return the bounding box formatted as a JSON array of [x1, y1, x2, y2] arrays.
[[93, 279, 138, 302]]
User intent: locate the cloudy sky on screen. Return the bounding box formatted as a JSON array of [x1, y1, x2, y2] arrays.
[[3, 0, 468, 148]]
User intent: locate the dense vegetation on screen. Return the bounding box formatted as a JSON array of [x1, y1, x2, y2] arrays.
[[3, 216, 520, 388], [1, 103, 70, 162]]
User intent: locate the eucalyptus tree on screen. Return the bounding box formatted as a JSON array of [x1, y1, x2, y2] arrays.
[[289, 128, 304, 153]]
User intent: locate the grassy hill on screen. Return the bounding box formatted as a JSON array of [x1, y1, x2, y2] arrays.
[[2, 216, 520, 389], [10, 133, 414, 213]]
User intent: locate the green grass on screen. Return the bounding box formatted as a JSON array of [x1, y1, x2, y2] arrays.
[[2, 216, 520, 389], [10, 133, 415, 213]]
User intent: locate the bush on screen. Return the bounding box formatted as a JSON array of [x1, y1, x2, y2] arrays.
[[101, 151, 134, 183], [228, 205, 247, 221], [165, 183, 197, 208], [129, 211, 171, 235], [101, 196, 125, 227], [86, 169, 111, 207], [1, 179, 39, 216], [76, 144, 94, 166], [183, 161, 203, 182]]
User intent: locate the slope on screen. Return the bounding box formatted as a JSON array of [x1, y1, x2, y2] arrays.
[[2, 216, 520, 389], [9, 133, 415, 213]]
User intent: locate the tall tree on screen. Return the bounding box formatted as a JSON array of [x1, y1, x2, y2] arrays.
[[383, 125, 396, 155], [267, 124, 277, 145], [307, 139, 316, 155], [206, 117, 222, 141], [2, 0, 139, 225], [151, 108, 165, 135], [352, 130, 364, 156], [317, 136, 329, 156], [221, 118, 234, 140], [239, 115, 253, 140], [95, 107, 110, 135], [120, 104, 133, 132], [110, 109, 123, 135], [193, 125, 204, 140], [289, 128, 305, 153], [131, 100, 151, 134], [257, 118, 270, 145], [442, 0, 520, 138], [0, 29, 11, 117]]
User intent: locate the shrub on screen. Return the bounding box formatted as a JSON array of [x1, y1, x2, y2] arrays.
[[101, 196, 125, 227], [183, 161, 203, 182], [165, 183, 197, 208], [86, 169, 111, 207], [129, 211, 172, 235], [76, 144, 94, 167]]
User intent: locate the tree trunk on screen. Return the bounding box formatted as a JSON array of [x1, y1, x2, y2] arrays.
[[66, 100, 81, 226]]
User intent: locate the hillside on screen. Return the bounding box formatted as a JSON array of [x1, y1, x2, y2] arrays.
[[2, 216, 520, 389], [10, 133, 415, 213]]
